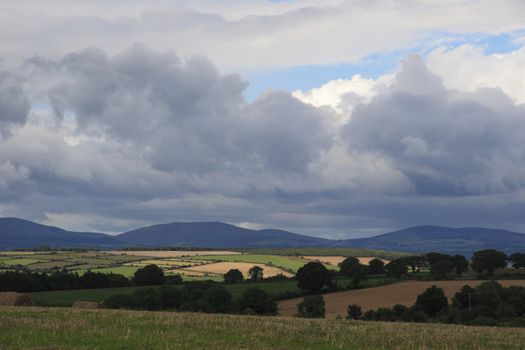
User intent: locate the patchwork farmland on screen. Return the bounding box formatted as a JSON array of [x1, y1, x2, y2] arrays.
[[1, 250, 389, 281]]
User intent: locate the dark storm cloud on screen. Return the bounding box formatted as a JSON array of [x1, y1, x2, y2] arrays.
[[1, 46, 525, 235], [0, 71, 30, 136], [345, 55, 525, 197]]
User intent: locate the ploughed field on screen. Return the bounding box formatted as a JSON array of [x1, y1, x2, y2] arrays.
[[279, 280, 525, 318], [1, 307, 525, 350]]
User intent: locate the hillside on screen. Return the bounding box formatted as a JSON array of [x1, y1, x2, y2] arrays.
[[117, 221, 332, 248], [337, 225, 525, 255], [1, 307, 524, 349], [2, 218, 525, 255], [0, 218, 122, 250]]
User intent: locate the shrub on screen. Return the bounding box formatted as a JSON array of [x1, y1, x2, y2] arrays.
[[159, 286, 182, 309], [131, 288, 163, 310], [202, 286, 233, 313], [297, 295, 325, 318], [470, 316, 498, 327], [346, 304, 362, 320]]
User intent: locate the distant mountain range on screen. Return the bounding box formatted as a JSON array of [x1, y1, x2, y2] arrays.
[[1, 217, 525, 256]]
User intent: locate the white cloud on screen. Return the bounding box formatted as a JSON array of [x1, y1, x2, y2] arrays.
[[427, 44, 525, 104], [0, 1, 524, 70]]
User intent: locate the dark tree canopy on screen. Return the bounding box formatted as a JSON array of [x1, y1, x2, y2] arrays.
[[346, 263, 368, 287], [346, 304, 363, 320], [239, 287, 277, 315], [430, 260, 454, 279], [133, 264, 165, 286], [385, 259, 408, 279], [297, 295, 325, 318], [367, 258, 385, 275], [339, 257, 360, 275], [223, 269, 244, 283], [296, 262, 332, 293], [415, 285, 448, 317], [471, 249, 508, 277], [402, 256, 426, 274], [451, 255, 469, 275], [452, 285, 479, 310], [248, 266, 264, 282], [509, 253, 525, 269]]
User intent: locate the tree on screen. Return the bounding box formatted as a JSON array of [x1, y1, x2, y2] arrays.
[[367, 259, 385, 275], [415, 285, 448, 317], [296, 262, 332, 293], [239, 287, 277, 315], [346, 304, 362, 320], [403, 256, 426, 274], [471, 249, 507, 277], [452, 285, 479, 310], [509, 253, 525, 269], [203, 286, 233, 313], [133, 264, 165, 286], [451, 255, 469, 275], [224, 269, 244, 283], [297, 295, 325, 318], [339, 257, 360, 275], [159, 286, 182, 309], [430, 260, 454, 279], [248, 266, 264, 282], [79, 271, 111, 289], [346, 263, 368, 287], [384, 259, 408, 279]]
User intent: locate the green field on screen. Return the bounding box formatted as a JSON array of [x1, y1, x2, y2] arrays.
[[1, 307, 524, 349], [29, 276, 391, 307], [241, 248, 407, 260], [0, 258, 42, 266], [74, 266, 140, 277]]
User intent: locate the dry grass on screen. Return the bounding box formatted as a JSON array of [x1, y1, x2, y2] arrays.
[[303, 256, 390, 266], [1, 307, 525, 349], [0, 292, 33, 306], [72, 301, 101, 309], [105, 250, 241, 258], [171, 261, 294, 278], [279, 280, 525, 318]]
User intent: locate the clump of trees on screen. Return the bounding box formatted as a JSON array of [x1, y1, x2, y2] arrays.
[[0, 270, 130, 292], [296, 262, 333, 293], [353, 281, 525, 327], [297, 295, 325, 318], [103, 284, 278, 316]]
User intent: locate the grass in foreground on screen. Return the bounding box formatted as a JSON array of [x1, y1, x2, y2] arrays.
[[1, 307, 525, 349]]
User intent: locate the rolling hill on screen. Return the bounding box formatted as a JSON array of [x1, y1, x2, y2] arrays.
[[116, 221, 332, 248], [336, 225, 525, 255], [0, 217, 122, 250], [2, 217, 525, 255]]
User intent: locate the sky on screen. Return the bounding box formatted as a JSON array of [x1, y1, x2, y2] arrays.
[[0, 1, 525, 238]]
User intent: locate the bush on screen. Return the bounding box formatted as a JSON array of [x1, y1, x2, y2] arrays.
[[346, 304, 362, 320], [239, 287, 277, 315], [159, 286, 182, 309], [131, 288, 163, 310], [297, 295, 325, 318], [470, 316, 498, 327], [102, 294, 135, 309], [133, 265, 165, 286], [165, 274, 183, 285]]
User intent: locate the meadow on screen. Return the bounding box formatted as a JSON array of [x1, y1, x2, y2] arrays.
[[1, 307, 525, 349]]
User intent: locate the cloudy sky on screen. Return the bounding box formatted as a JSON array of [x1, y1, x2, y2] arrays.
[[1, 1, 525, 237]]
